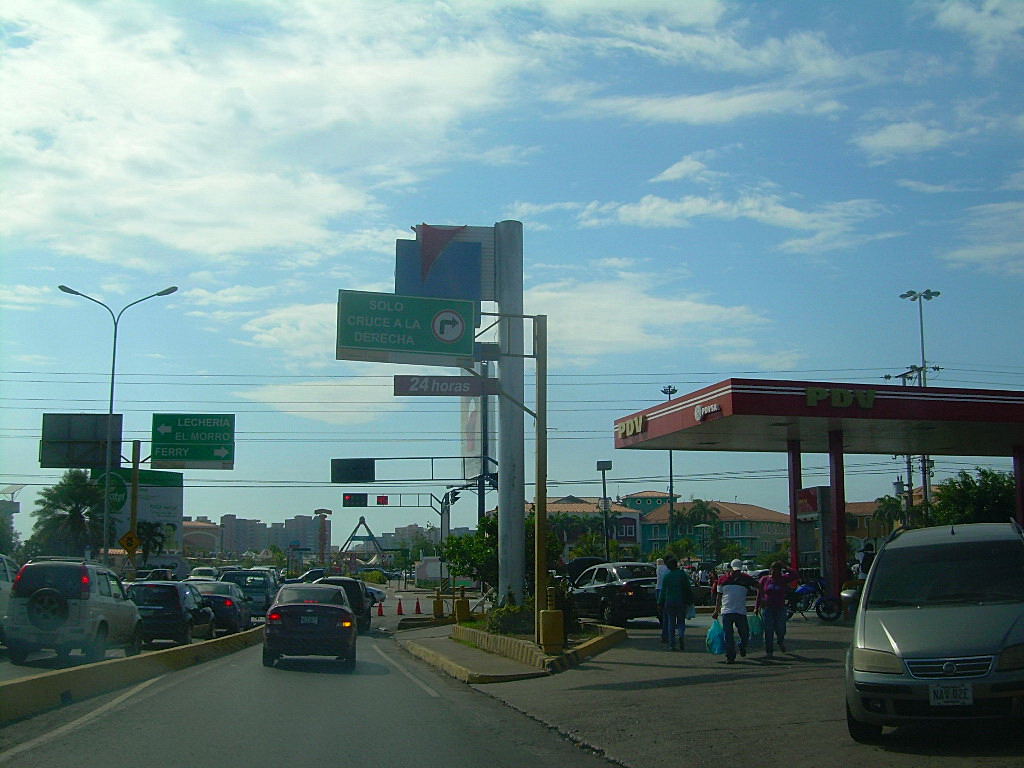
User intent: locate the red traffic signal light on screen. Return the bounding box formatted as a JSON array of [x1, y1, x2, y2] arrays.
[[376, 495, 389, 505], [343, 492, 368, 507]]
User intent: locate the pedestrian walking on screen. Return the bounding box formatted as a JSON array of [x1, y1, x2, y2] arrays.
[[660, 555, 693, 651], [755, 560, 799, 658], [655, 557, 669, 643], [712, 559, 762, 664]]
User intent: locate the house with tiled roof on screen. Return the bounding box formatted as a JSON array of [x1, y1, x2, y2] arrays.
[[637, 498, 789, 559], [526, 495, 640, 557]]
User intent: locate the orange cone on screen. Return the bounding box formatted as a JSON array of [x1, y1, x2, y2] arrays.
[[415, 598, 422, 614], [377, 601, 384, 616], [396, 598, 404, 615]]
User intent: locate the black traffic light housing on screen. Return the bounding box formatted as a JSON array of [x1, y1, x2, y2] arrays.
[[342, 492, 368, 507]]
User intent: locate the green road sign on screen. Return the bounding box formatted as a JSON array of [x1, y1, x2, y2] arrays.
[[151, 413, 235, 470], [336, 290, 476, 367]]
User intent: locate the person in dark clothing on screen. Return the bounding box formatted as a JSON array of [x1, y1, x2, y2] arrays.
[[660, 555, 693, 651], [755, 561, 800, 657]]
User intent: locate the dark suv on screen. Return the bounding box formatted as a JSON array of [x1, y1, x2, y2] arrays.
[[569, 561, 658, 626], [3, 558, 143, 663], [315, 576, 372, 632], [127, 581, 216, 645]]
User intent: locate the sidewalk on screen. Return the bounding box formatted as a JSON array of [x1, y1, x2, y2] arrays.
[[394, 622, 551, 683]]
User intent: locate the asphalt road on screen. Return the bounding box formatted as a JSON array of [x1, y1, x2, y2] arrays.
[[0, 630, 616, 768]]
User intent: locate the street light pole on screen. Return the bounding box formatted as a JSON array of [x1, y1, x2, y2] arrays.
[[596, 461, 612, 561], [661, 385, 678, 543], [899, 289, 940, 514], [59, 284, 178, 562]]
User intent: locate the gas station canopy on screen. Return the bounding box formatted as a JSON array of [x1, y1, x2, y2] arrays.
[[614, 379, 1024, 456]]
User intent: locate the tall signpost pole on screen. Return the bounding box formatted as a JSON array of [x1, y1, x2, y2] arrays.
[[496, 220, 525, 605], [533, 315, 547, 639]]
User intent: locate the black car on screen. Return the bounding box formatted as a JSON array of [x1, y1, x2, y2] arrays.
[[192, 580, 253, 633], [314, 576, 372, 633], [262, 584, 357, 669], [568, 561, 658, 626], [127, 581, 216, 645], [284, 568, 327, 584], [219, 569, 277, 613]]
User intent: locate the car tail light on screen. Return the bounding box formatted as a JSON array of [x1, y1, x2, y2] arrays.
[[223, 598, 234, 607], [267, 611, 283, 625], [338, 617, 353, 629], [12, 564, 26, 592], [80, 565, 91, 600], [619, 585, 636, 597]]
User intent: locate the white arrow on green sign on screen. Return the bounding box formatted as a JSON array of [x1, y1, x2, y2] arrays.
[[151, 413, 235, 470], [336, 290, 477, 367]]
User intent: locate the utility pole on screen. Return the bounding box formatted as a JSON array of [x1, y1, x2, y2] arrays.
[[661, 385, 678, 542]]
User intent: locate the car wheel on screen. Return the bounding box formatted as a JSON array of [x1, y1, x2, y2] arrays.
[[87, 627, 108, 663], [179, 622, 193, 646], [27, 588, 69, 631], [125, 625, 143, 657], [7, 644, 30, 665], [339, 643, 356, 672], [846, 703, 883, 743], [262, 647, 278, 667]]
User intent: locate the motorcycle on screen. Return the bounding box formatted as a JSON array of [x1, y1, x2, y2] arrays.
[[786, 579, 842, 622]]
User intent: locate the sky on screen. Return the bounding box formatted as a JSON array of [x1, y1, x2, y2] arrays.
[[2, 0, 1022, 547]]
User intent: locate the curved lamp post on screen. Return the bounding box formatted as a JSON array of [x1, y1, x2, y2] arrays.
[[58, 284, 178, 561]]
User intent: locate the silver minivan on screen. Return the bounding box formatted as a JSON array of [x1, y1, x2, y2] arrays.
[[845, 522, 1024, 742]]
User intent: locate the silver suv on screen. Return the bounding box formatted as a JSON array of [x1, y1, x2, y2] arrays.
[[845, 522, 1024, 742], [2, 558, 143, 664]]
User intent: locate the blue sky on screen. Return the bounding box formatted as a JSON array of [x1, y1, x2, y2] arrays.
[[2, 0, 1022, 545]]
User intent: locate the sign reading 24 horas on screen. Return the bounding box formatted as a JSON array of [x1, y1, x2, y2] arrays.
[[151, 413, 235, 470], [336, 290, 476, 367]]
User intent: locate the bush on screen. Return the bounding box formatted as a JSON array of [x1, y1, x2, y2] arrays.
[[359, 570, 386, 584], [485, 599, 535, 636]]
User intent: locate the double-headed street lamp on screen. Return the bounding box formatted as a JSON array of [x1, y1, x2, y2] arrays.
[[899, 288, 940, 514], [58, 284, 178, 561], [661, 385, 678, 542]]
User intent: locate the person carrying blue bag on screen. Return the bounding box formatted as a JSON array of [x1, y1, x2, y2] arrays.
[[659, 554, 693, 651], [712, 559, 763, 664]]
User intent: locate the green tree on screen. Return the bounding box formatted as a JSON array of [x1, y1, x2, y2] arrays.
[[29, 469, 105, 556], [932, 468, 1016, 525], [569, 531, 620, 560], [137, 520, 168, 565]]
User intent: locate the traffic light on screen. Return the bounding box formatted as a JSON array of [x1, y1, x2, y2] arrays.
[[343, 492, 368, 507], [376, 495, 389, 505]]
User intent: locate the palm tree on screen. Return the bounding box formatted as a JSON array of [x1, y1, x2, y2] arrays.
[[30, 469, 104, 556], [137, 521, 170, 565]]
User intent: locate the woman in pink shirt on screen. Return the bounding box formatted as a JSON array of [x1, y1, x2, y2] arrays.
[[755, 561, 800, 658]]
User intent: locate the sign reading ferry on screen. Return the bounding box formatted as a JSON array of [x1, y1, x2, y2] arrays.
[[151, 413, 235, 470], [336, 290, 476, 367]]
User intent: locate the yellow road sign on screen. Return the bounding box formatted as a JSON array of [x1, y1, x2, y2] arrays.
[[119, 530, 141, 554]]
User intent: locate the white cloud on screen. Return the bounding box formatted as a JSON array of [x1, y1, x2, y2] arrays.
[[896, 178, 963, 193], [852, 121, 957, 161], [650, 151, 725, 184], [234, 378, 404, 427], [931, 0, 1024, 72], [236, 302, 336, 360], [940, 201, 1024, 275], [184, 286, 280, 306], [0, 284, 56, 311]]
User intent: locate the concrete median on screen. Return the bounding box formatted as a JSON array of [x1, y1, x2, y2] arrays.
[[0, 627, 263, 724]]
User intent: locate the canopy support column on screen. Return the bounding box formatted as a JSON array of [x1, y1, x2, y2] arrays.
[[1014, 445, 1023, 526], [787, 439, 802, 572], [829, 430, 847, 597]]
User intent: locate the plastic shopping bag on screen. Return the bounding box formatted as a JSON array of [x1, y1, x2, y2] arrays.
[[747, 613, 764, 648], [706, 619, 725, 655], [686, 603, 697, 620]]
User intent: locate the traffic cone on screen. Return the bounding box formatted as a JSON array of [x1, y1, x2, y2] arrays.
[[415, 598, 422, 614], [396, 598, 404, 615], [377, 601, 384, 616]]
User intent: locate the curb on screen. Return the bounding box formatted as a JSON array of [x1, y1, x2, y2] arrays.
[[0, 627, 264, 724]]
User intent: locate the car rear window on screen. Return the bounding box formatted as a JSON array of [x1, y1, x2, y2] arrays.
[[194, 582, 234, 596], [277, 586, 348, 606], [615, 565, 656, 580], [867, 539, 1024, 607], [12, 563, 83, 599], [221, 572, 267, 587], [128, 584, 180, 606]]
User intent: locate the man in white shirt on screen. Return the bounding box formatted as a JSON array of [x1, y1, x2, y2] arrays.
[[711, 559, 762, 664]]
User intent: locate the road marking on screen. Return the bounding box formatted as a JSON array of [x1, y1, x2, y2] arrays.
[[0, 675, 166, 764], [373, 643, 440, 698]]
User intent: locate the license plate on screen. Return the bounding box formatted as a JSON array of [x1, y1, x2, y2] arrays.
[[300, 615, 318, 625], [929, 682, 973, 706]]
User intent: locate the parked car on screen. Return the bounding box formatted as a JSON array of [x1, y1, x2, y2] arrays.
[[127, 581, 216, 645], [314, 576, 372, 632], [3, 558, 143, 664], [262, 584, 357, 669], [365, 583, 386, 608], [568, 561, 658, 626], [219, 569, 278, 613], [845, 522, 1024, 743], [192, 580, 253, 633]]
